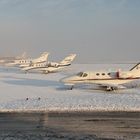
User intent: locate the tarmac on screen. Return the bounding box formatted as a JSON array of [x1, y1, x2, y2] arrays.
[[0, 111, 140, 140]]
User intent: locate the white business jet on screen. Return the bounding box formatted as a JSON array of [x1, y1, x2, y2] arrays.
[[61, 63, 140, 91], [7, 52, 49, 68], [22, 54, 76, 74], [0, 52, 27, 64]]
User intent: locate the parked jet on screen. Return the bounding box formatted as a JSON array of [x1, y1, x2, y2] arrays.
[[22, 54, 76, 73], [0, 52, 27, 64], [61, 63, 140, 91], [7, 52, 49, 68]]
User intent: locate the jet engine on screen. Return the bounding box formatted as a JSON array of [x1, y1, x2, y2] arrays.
[[117, 70, 132, 79], [48, 62, 59, 68]]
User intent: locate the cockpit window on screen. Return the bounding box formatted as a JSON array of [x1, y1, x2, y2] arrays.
[[77, 72, 88, 77], [77, 72, 83, 77], [83, 73, 88, 77]]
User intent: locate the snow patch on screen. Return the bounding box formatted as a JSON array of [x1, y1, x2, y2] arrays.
[[0, 64, 140, 111]]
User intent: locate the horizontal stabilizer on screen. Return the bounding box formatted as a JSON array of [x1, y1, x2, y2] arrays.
[[60, 54, 76, 66]]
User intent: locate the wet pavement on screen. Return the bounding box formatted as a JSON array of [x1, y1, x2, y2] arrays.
[[0, 111, 140, 140]]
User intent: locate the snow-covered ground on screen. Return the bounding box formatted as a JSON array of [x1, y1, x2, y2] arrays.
[[0, 64, 140, 111]]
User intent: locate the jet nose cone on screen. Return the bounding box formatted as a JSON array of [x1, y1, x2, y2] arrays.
[[60, 76, 75, 83], [60, 77, 68, 83], [60, 75, 76, 84]]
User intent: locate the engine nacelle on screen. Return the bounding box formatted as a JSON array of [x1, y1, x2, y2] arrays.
[[117, 71, 132, 79], [48, 62, 59, 68]]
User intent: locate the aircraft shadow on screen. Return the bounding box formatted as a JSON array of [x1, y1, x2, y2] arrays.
[[57, 84, 138, 94], [0, 66, 20, 73], [3, 78, 62, 88]]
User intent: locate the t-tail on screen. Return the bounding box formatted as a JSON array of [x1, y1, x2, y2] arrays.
[[59, 54, 76, 66], [130, 62, 140, 72], [32, 52, 49, 64], [16, 52, 27, 59]]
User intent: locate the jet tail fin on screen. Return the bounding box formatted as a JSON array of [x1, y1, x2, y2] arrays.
[[32, 52, 49, 63], [21, 52, 27, 59], [130, 62, 140, 71], [60, 54, 76, 66], [16, 52, 27, 59]]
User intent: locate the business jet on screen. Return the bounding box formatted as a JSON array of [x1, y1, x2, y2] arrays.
[[0, 52, 27, 64], [60, 63, 140, 91], [7, 52, 49, 68], [22, 54, 76, 74]]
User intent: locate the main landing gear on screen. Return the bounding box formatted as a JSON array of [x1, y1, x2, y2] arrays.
[[106, 87, 115, 91]]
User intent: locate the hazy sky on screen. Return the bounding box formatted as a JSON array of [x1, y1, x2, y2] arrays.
[[0, 0, 140, 63]]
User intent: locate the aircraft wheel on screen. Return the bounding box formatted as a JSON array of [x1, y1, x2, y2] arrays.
[[107, 87, 114, 91], [69, 85, 73, 90]]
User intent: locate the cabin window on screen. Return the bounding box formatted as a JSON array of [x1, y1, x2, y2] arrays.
[[102, 73, 105, 76], [96, 73, 100, 76]]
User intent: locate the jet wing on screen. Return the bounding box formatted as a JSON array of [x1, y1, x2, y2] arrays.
[[39, 66, 66, 73]]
